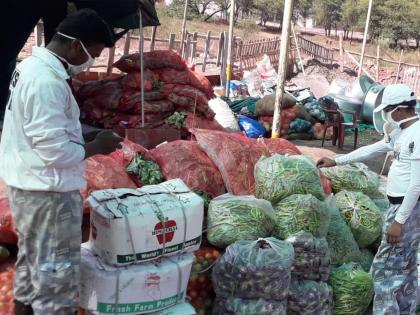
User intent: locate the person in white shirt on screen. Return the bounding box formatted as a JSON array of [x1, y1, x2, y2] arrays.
[[0, 9, 123, 315], [318, 84, 420, 314]]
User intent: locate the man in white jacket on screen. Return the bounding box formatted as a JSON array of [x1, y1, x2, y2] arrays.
[[0, 9, 123, 315], [318, 84, 420, 314]]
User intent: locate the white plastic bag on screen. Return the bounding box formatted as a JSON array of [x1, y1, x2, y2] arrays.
[[208, 98, 240, 132]]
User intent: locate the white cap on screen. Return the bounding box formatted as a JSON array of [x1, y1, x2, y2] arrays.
[[373, 84, 416, 113]]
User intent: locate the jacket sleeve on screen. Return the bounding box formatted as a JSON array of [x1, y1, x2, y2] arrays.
[[22, 77, 85, 168], [333, 139, 393, 165]]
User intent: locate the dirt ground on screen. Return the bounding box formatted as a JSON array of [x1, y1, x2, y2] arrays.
[[291, 129, 386, 175]]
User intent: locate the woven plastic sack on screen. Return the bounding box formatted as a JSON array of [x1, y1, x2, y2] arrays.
[[212, 238, 294, 300], [113, 50, 187, 73], [329, 263, 374, 315], [120, 69, 158, 92], [193, 129, 266, 195], [0, 178, 18, 245], [321, 163, 380, 196], [255, 155, 325, 204], [272, 194, 330, 240], [254, 94, 296, 116], [149, 140, 226, 198], [285, 231, 330, 281], [238, 115, 266, 139], [80, 155, 138, 214], [360, 248, 374, 272], [207, 195, 275, 248], [288, 279, 333, 315], [257, 138, 301, 156], [214, 298, 287, 315], [335, 191, 382, 248], [326, 199, 361, 265]]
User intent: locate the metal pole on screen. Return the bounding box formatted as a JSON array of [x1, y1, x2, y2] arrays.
[[291, 23, 305, 76], [358, 0, 373, 76], [271, 0, 294, 138], [180, 0, 189, 56], [139, 9, 145, 128], [225, 0, 235, 97], [376, 44, 380, 81]]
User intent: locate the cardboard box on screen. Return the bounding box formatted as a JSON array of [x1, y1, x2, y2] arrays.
[[79, 302, 196, 315], [79, 245, 194, 314], [88, 179, 204, 265]]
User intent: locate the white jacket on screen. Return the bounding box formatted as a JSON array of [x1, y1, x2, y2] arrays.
[[0, 47, 86, 192]]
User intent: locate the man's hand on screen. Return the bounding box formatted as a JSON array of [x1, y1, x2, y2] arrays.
[[316, 157, 337, 168], [84, 130, 123, 159], [386, 222, 403, 244]]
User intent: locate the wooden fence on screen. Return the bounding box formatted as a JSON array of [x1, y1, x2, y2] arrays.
[[296, 35, 335, 64]]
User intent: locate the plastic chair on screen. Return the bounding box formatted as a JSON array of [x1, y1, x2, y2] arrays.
[[320, 97, 360, 150]]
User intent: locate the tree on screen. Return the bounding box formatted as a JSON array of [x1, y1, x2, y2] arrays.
[[341, 0, 360, 40], [294, 0, 313, 19], [408, 3, 420, 48], [314, 0, 342, 37], [254, 0, 284, 26]]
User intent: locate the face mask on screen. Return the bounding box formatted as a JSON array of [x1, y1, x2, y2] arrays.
[[57, 32, 95, 76], [381, 107, 399, 129]]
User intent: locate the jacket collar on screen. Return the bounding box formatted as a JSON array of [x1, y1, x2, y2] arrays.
[[31, 47, 70, 80]]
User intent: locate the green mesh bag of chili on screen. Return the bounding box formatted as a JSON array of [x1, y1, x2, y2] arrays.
[[359, 248, 375, 272], [321, 163, 380, 197], [272, 194, 330, 240], [335, 191, 383, 248], [329, 263, 374, 315], [254, 155, 325, 205]]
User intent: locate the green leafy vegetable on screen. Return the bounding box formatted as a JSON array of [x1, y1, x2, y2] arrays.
[[335, 191, 383, 248], [329, 263, 374, 315], [255, 155, 325, 204], [321, 163, 380, 196], [165, 111, 188, 129], [207, 195, 275, 248], [126, 153, 164, 185], [272, 194, 330, 240]]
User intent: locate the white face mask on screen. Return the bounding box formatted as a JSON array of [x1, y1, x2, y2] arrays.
[[381, 105, 418, 129], [57, 32, 95, 76]]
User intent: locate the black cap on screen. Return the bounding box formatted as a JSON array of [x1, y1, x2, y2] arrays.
[[57, 9, 116, 47]]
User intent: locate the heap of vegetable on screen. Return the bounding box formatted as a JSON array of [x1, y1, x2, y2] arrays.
[[165, 111, 188, 129], [215, 297, 287, 315], [329, 263, 374, 315], [335, 191, 383, 248], [212, 238, 294, 301], [255, 155, 325, 204], [287, 279, 333, 315], [126, 153, 164, 185], [272, 195, 330, 240], [285, 232, 330, 281], [321, 163, 380, 196], [207, 195, 275, 248], [326, 199, 361, 265], [0, 258, 15, 314]]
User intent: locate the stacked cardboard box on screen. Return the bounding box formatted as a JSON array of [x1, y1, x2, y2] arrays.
[[79, 179, 204, 314]]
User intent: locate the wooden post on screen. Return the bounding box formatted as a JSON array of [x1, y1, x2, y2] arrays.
[[291, 23, 305, 75], [376, 44, 380, 81], [106, 47, 116, 76], [34, 22, 42, 47], [123, 31, 131, 55], [272, 0, 294, 138], [345, 50, 375, 80], [394, 49, 404, 84], [190, 31, 198, 62], [149, 26, 157, 51], [216, 32, 224, 67], [221, 31, 229, 87], [185, 34, 192, 62], [358, 0, 373, 76], [168, 33, 176, 50], [339, 34, 344, 72], [225, 0, 236, 97], [202, 31, 211, 72], [180, 0, 189, 55]]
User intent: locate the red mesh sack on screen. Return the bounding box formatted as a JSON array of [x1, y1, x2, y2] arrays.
[[192, 129, 266, 195], [150, 140, 226, 197], [113, 50, 187, 73], [184, 114, 224, 132], [103, 113, 171, 129], [167, 94, 214, 118], [0, 179, 18, 245], [297, 146, 336, 162], [81, 155, 138, 214], [257, 138, 301, 155], [320, 172, 333, 195], [313, 123, 334, 141], [0, 258, 15, 314], [109, 139, 148, 168], [119, 91, 165, 113], [121, 70, 158, 92], [76, 77, 123, 103]]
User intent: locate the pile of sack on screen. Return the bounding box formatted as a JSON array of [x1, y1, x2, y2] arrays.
[[76, 50, 216, 130]]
